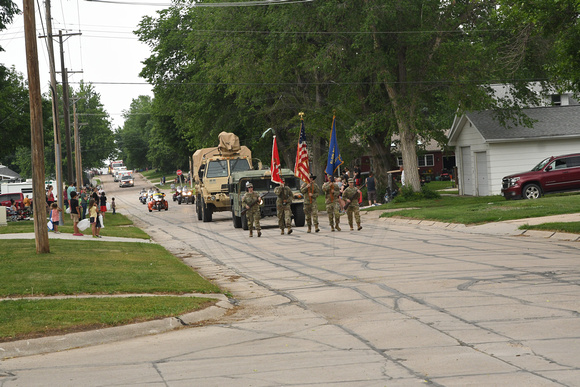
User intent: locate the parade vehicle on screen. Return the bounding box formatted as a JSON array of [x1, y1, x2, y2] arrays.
[[119, 175, 134, 188], [178, 186, 195, 205], [192, 132, 252, 222], [148, 192, 169, 212], [229, 169, 305, 230], [173, 186, 182, 202], [139, 189, 148, 204]]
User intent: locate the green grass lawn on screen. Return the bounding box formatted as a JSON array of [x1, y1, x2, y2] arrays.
[[0, 215, 222, 342], [375, 192, 580, 226], [0, 213, 150, 239], [519, 222, 580, 234]]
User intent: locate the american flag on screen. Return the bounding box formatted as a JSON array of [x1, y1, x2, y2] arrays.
[[294, 119, 310, 183]]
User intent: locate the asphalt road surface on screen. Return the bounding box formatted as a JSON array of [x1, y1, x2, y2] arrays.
[[2, 173, 580, 386]]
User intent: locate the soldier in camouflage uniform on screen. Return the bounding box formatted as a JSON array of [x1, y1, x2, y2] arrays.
[[274, 178, 293, 235], [342, 178, 362, 231], [242, 182, 262, 237], [300, 174, 320, 233], [321, 174, 341, 231]]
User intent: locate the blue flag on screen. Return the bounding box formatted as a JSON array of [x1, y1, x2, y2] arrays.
[[325, 115, 343, 176]]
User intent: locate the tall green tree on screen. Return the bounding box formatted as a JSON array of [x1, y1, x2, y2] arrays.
[[116, 95, 154, 170], [137, 0, 551, 192], [0, 0, 18, 52]]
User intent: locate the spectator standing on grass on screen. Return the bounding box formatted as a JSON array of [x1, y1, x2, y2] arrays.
[[50, 202, 62, 233], [400, 166, 405, 187], [366, 172, 377, 206], [69, 191, 83, 236], [66, 183, 76, 209], [111, 198, 116, 215], [46, 185, 55, 213], [80, 189, 88, 220], [99, 191, 107, 219], [88, 198, 101, 238]]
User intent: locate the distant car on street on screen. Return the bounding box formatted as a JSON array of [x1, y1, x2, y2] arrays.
[[119, 175, 134, 188]]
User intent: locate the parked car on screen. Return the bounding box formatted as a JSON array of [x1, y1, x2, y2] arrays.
[[119, 175, 134, 188], [0, 192, 25, 209], [501, 153, 580, 199]]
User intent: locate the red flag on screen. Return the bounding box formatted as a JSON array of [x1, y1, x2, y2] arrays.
[[271, 135, 283, 184], [294, 119, 310, 183]]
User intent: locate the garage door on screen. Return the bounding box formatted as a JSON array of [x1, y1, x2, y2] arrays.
[[461, 147, 473, 195], [475, 151, 489, 196]]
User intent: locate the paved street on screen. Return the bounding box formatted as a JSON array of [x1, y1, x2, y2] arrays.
[[1, 173, 580, 386]]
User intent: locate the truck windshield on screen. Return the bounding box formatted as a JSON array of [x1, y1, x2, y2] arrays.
[[230, 159, 251, 173], [206, 160, 228, 178]]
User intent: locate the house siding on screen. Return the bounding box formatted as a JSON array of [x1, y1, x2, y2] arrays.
[[452, 119, 487, 195]]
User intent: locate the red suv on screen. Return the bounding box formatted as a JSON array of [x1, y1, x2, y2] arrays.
[[0, 192, 25, 209], [502, 153, 580, 199]]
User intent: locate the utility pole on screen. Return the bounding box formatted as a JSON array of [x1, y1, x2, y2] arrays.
[[43, 0, 65, 225], [73, 100, 87, 190], [58, 30, 81, 185], [23, 0, 50, 253]]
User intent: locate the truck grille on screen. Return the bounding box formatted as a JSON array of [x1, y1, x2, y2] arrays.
[[502, 178, 509, 189]]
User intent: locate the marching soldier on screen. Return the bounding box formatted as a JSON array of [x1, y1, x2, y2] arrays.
[[274, 178, 293, 235], [322, 174, 341, 231], [342, 178, 362, 231], [242, 182, 261, 237], [300, 174, 320, 233]]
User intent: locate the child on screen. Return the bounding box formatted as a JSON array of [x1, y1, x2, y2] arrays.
[[50, 202, 62, 233], [88, 198, 102, 238], [70, 191, 83, 236], [111, 197, 116, 215]]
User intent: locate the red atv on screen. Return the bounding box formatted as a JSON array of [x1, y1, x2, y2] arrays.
[[148, 192, 168, 212]]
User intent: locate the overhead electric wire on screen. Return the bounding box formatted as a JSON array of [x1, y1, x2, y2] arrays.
[[85, 0, 314, 7]]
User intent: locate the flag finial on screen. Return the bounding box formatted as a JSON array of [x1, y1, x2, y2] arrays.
[[299, 112, 304, 119]]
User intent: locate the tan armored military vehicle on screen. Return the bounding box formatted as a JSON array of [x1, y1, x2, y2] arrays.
[[192, 132, 252, 222]]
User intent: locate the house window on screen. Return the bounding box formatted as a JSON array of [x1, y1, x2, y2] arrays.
[[551, 94, 561, 106], [398, 154, 434, 167]]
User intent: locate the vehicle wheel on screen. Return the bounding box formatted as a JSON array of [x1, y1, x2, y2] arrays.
[[522, 183, 542, 199], [149, 209, 152, 212], [292, 203, 305, 227], [232, 209, 242, 228], [196, 195, 202, 220], [178, 197, 181, 205], [165, 202, 168, 211], [241, 213, 249, 230], [202, 198, 212, 222]]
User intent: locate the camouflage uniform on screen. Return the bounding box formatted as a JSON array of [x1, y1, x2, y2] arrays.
[[300, 180, 320, 232], [342, 182, 362, 230], [242, 190, 261, 237], [274, 184, 293, 234], [322, 180, 341, 231]]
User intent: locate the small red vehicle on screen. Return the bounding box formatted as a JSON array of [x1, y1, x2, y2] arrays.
[[148, 192, 168, 212]]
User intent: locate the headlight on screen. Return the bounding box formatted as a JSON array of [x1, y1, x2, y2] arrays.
[[509, 177, 520, 186], [210, 195, 216, 201], [294, 193, 304, 199]]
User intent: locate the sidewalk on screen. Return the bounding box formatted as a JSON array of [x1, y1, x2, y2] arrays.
[[0, 232, 153, 243]]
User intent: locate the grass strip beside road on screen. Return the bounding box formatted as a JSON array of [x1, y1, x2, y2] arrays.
[[377, 193, 580, 226], [0, 213, 150, 239], [0, 297, 216, 342], [519, 222, 580, 234], [0, 238, 222, 342]]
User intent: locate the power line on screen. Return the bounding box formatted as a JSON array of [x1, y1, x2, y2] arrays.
[[85, 0, 314, 7]]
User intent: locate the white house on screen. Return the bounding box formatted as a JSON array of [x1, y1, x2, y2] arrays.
[[448, 105, 580, 196]]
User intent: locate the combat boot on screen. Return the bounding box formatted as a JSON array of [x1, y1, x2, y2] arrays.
[[281, 229, 285, 235], [315, 224, 320, 233], [249, 230, 253, 237], [335, 225, 341, 231], [350, 224, 354, 231], [257, 230, 262, 237], [358, 224, 362, 231], [307, 226, 311, 233], [330, 225, 335, 232], [287, 227, 293, 235]]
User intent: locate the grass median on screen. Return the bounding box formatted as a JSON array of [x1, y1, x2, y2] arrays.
[[375, 191, 580, 231], [0, 215, 222, 342]]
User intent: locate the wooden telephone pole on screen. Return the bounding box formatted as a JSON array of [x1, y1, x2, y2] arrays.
[[23, 0, 50, 253]]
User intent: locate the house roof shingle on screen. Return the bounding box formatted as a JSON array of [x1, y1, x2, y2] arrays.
[[466, 105, 580, 142]]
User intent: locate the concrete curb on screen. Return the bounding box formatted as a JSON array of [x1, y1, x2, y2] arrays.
[[0, 295, 232, 360]]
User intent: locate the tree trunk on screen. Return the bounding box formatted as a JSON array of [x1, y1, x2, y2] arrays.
[[366, 132, 393, 192]]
